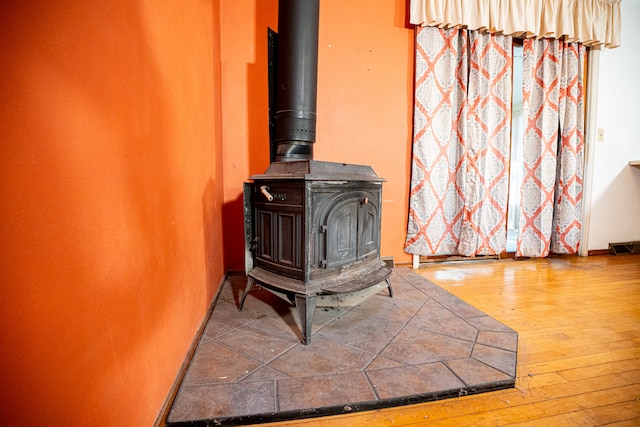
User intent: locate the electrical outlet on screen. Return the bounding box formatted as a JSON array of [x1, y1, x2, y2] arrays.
[[597, 128, 604, 141]]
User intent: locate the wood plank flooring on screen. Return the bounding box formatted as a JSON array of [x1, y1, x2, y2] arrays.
[[259, 255, 640, 426]]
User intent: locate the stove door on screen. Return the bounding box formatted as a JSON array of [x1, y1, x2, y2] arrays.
[[325, 200, 358, 266], [358, 198, 379, 258], [252, 180, 305, 280], [323, 189, 381, 269]]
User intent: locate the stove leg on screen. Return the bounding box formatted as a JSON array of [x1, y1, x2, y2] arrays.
[[294, 294, 317, 345], [386, 277, 394, 298], [239, 277, 255, 311]]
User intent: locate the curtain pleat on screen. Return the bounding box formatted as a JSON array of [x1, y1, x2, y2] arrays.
[[516, 38, 585, 258]]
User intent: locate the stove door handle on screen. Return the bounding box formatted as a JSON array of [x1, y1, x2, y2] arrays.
[[260, 185, 274, 201]]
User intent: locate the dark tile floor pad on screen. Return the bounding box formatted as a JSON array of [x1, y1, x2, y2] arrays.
[[167, 268, 518, 426]]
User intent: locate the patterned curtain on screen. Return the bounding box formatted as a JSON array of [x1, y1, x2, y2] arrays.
[[516, 39, 585, 258], [405, 27, 512, 257], [459, 32, 513, 255], [404, 27, 468, 256]]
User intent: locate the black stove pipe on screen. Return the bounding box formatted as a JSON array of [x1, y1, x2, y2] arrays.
[[274, 0, 319, 162]]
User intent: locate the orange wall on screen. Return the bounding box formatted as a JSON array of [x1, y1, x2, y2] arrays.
[[0, 0, 415, 423], [0, 1, 224, 425], [221, 0, 415, 269]]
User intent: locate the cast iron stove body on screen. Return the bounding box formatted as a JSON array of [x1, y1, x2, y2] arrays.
[[240, 0, 391, 344]]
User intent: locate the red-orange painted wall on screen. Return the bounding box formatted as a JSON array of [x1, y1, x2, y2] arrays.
[[0, 1, 224, 425], [0, 0, 415, 424], [220, 0, 415, 270]]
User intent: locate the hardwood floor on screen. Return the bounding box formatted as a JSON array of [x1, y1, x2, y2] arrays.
[[260, 255, 640, 426]]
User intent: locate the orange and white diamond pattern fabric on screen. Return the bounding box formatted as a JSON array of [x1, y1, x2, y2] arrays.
[[458, 31, 512, 256], [405, 27, 512, 257], [405, 27, 468, 256], [551, 42, 585, 255], [516, 38, 584, 258]]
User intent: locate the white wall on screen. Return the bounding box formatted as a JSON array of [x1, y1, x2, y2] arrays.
[[587, 0, 640, 250]]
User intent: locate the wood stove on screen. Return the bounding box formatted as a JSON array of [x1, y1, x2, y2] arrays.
[[240, 0, 392, 344]]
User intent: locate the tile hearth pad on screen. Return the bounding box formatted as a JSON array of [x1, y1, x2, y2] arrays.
[[167, 268, 517, 426]]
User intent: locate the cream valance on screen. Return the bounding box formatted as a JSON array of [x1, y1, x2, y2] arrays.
[[410, 0, 622, 48]]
